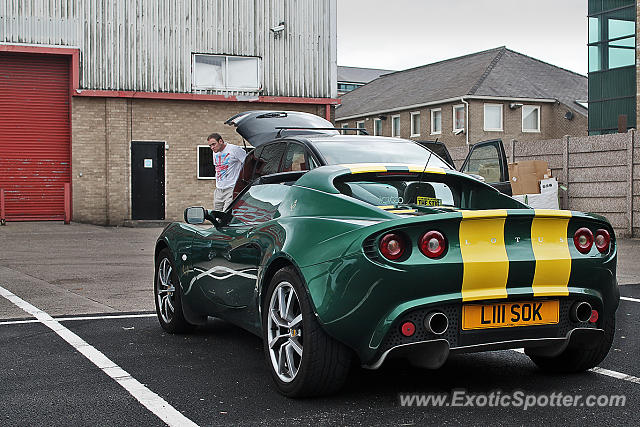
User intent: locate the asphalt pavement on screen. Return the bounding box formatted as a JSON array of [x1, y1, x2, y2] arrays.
[[1, 222, 639, 426]]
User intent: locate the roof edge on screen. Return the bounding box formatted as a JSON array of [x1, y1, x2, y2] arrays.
[[373, 46, 507, 80]]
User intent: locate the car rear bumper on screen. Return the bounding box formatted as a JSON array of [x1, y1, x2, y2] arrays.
[[362, 296, 605, 367], [363, 327, 605, 370]]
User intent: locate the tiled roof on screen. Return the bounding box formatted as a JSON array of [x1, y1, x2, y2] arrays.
[[336, 47, 587, 119], [337, 66, 395, 84]]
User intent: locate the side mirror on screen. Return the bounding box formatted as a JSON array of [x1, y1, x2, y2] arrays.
[[184, 207, 229, 228], [184, 207, 206, 224]]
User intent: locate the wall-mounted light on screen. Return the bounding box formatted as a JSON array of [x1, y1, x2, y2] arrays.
[[564, 111, 574, 121], [509, 103, 523, 110], [378, 115, 387, 120], [270, 21, 285, 38]]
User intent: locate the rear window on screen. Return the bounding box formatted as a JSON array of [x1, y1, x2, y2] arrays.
[[334, 173, 523, 212], [312, 140, 450, 169]]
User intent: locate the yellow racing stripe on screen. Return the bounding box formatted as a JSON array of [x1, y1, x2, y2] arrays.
[[460, 210, 510, 301], [337, 163, 446, 174], [388, 209, 417, 214], [531, 210, 572, 296]]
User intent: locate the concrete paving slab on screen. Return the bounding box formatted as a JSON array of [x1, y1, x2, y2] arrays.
[[0, 222, 160, 318]]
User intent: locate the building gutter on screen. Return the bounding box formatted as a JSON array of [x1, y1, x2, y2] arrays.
[[461, 97, 469, 145], [336, 95, 557, 122]]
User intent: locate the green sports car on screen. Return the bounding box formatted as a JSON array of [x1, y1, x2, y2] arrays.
[[153, 114, 618, 397], [154, 164, 618, 397]]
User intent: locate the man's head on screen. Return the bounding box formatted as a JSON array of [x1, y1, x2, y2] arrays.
[[208, 132, 226, 153]]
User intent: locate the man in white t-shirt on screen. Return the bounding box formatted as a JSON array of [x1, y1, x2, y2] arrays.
[[208, 133, 247, 211]]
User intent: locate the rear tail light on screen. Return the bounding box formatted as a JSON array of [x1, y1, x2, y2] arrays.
[[573, 227, 593, 254], [379, 233, 406, 260], [594, 229, 610, 253], [419, 230, 447, 258]]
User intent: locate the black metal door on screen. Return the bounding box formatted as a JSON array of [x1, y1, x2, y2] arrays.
[[131, 141, 165, 220]]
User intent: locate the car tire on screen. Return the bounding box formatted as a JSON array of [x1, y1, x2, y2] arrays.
[[154, 248, 195, 334], [525, 312, 615, 373], [262, 266, 352, 397]]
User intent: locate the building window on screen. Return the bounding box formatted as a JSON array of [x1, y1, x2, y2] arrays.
[[192, 54, 260, 90], [356, 121, 365, 132], [391, 115, 400, 137], [374, 118, 382, 136], [410, 112, 421, 137], [484, 104, 503, 131], [453, 105, 465, 132], [341, 123, 349, 134], [430, 109, 441, 134], [522, 105, 540, 132], [588, 4, 635, 72], [338, 82, 363, 93], [197, 145, 216, 179], [588, 0, 636, 134]]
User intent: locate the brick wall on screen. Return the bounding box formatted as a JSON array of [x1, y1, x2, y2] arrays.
[[71, 97, 325, 225], [336, 99, 587, 152]]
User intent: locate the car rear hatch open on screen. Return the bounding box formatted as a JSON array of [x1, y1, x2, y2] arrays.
[[224, 111, 338, 147]]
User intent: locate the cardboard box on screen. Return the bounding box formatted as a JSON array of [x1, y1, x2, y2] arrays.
[[508, 160, 549, 195]]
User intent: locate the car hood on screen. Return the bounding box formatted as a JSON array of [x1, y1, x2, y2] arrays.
[[224, 110, 338, 146]]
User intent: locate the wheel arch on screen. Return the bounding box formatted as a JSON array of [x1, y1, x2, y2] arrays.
[[259, 254, 318, 317], [154, 238, 170, 264]]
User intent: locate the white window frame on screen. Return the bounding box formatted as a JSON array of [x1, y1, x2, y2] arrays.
[[197, 144, 216, 180], [391, 115, 401, 137], [483, 103, 503, 131], [410, 111, 421, 137], [522, 105, 541, 132], [192, 54, 261, 91], [341, 123, 349, 135], [356, 120, 365, 130], [452, 104, 465, 132], [373, 118, 382, 136], [430, 108, 442, 135]]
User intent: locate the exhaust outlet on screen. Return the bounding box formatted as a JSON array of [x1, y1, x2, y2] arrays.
[[424, 312, 448, 335], [570, 301, 593, 323]]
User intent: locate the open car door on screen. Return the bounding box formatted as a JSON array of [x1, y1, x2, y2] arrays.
[[224, 111, 338, 147], [418, 139, 511, 196], [460, 139, 512, 196]]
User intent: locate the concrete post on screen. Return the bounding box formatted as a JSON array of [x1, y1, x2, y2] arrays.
[[628, 129, 635, 237], [562, 135, 570, 210]]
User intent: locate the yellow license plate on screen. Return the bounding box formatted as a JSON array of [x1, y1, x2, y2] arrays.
[[417, 196, 442, 206], [462, 300, 559, 330]]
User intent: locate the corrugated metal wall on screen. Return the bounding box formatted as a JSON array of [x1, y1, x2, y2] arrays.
[[0, 0, 337, 98]]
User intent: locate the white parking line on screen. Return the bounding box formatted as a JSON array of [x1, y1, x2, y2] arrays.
[[512, 348, 640, 385], [0, 286, 198, 427], [621, 296, 640, 303], [0, 313, 156, 326]]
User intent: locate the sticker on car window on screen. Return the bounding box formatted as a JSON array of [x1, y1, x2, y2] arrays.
[[417, 196, 442, 207]]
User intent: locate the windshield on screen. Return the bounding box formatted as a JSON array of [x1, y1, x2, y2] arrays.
[[311, 140, 450, 169]]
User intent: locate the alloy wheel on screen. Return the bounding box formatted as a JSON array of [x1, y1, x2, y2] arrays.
[[156, 258, 176, 324], [267, 281, 303, 383]]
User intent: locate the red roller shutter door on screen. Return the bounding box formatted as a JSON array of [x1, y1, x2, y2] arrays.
[[0, 53, 70, 221]]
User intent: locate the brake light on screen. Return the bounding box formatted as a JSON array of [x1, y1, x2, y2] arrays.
[[379, 233, 406, 260], [594, 229, 610, 253], [573, 227, 593, 254], [419, 230, 447, 258]]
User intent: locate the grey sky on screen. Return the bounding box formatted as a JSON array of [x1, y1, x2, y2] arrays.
[[337, 0, 588, 76]]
